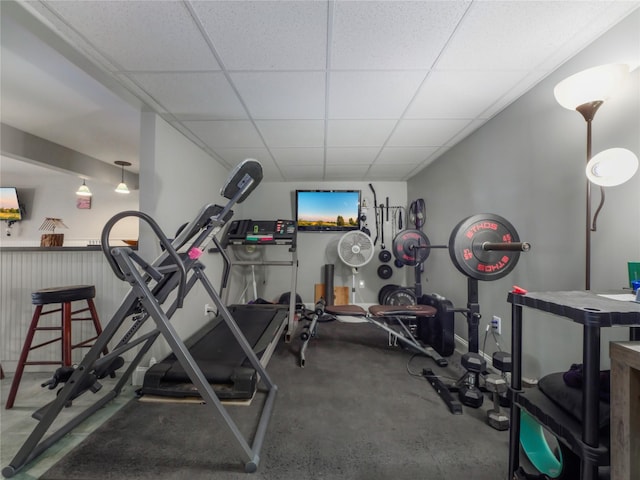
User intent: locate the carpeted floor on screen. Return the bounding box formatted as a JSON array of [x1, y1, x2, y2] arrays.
[[41, 320, 511, 480]]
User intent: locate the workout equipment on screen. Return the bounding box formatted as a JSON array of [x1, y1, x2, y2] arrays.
[[299, 298, 326, 367], [519, 411, 580, 479], [378, 284, 416, 306], [141, 304, 287, 399], [377, 264, 393, 279], [2, 159, 277, 477], [337, 230, 375, 303], [485, 374, 509, 431], [395, 213, 530, 413], [392, 214, 530, 281], [220, 218, 298, 341]]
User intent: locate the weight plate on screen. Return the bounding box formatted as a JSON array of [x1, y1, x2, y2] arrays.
[[448, 214, 521, 281], [392, 230, 431, 266], [379, 249, 392, 263], [378, 284, 398, 305], [386, 287, 416, 306], [377, 264, 393, 280]]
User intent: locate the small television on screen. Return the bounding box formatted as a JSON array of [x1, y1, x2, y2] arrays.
[[296, 190, 361, 232], [0, 187, 23, 222]]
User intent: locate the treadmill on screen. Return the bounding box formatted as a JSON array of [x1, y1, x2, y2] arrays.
[[141, 218, 297, 400]]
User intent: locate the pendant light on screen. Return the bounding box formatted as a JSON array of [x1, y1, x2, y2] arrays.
[[76, 179, 92, 196], [114, 161, 132, 194]]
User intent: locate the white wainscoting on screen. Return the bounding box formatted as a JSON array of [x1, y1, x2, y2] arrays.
[[0, 249, 132, 372]]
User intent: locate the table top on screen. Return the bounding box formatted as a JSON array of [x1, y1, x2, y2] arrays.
[[508, 290, 640, 327]]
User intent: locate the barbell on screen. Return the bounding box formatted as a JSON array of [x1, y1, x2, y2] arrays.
[[392, 213, 530, 281]]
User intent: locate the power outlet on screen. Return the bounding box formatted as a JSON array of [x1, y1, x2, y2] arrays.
[[204, 303, 213, 316], [491, 315, 502, 335]]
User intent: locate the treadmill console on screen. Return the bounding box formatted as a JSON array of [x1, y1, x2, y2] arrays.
[[222, 219, 297, 247]]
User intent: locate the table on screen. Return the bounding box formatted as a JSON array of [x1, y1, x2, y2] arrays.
[[506, 291, 640, 480], [609, 341, 640, 480]]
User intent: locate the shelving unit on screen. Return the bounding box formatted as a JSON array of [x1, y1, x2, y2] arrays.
[[506, 290, 640, 480]]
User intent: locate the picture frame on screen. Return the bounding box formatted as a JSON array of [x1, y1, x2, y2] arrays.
[[76, 196, 91, 209]]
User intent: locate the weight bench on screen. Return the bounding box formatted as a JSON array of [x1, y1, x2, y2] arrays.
[[320, 303, 448, 367]]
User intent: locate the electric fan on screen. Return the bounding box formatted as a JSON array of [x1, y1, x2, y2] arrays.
[[337, 230, 375, 303]]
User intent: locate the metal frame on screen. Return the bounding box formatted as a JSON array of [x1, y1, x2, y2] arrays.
[[3, 163, 277, 477]]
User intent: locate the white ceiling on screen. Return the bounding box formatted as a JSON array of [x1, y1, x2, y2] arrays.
[[2, 0, 639, 182]]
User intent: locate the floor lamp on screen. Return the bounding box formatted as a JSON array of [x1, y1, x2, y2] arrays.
[[554, 63, 638, 290]]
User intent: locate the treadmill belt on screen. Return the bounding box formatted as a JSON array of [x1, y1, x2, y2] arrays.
[[141, 305, 287, 399]]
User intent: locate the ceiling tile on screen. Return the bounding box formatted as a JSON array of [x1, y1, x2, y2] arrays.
[[45, 1, 220, 71], [213, 147, 272, 164], [326, 120, 397, 147], [256, 120, 325, 148], [329, 71, 426, 119], [376, 147, 440, 165], [231, 72, 325, 119], [270, 148, 324, 166], [388, 119, 472, 147], [191, 0, 327, 70], [326, 147, 381, 165], [129, 72, 246, 118], [331, 0, 470, 70], [182, 120, 264, 149], [282, 165, 324, 181], [405, 70, 528, 119], [437, 1, 617, 70], [324, 165, 370, 180], [368, 163, 421, 179]]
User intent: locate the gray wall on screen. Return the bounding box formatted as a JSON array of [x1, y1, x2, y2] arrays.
[[407, 11, 640, 378], [0, 163, 138, 244], [239, 181, 408, 304], [138, 113, 232, 360]]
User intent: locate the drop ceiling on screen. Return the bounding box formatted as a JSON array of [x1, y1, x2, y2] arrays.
[[1, 0, 639, 182]]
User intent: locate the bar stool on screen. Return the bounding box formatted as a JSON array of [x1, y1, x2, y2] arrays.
[[5, 285, 106, 409]]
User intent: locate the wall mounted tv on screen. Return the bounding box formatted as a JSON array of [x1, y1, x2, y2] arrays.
[[0, 187, 23, 222], [296, 190, 361, 232]]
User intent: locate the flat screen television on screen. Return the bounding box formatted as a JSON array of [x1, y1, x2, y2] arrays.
[[296, 190, 361, 232], [0, 187, 23, 221]]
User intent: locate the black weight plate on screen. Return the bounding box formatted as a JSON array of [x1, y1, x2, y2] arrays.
[[379, 249, 392, 263], [377, 264, 393, 280], [392, 230, 430, 266], [394, 259, 404, 268], [386, 288, 416, 306], [448, 214, 521, 281], [378, 284, 398, 305]]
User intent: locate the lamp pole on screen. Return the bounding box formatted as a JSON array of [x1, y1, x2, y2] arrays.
[[575, 100, 603, 291]]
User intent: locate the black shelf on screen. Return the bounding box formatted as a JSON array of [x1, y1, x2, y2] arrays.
[[507, 290, 640, 480]]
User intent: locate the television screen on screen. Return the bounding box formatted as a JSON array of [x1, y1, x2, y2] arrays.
[[0, 187, 22, 221], [296, 190, 361, 232]]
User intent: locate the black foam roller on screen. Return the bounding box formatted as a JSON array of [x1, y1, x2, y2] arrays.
[[324, 264, 335, 306]]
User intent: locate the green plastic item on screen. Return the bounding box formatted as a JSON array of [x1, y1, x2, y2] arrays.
[[629, 262, 640, 288], [520, 411, 562, 478]]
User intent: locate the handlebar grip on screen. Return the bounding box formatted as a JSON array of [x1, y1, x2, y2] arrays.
[[481, 242, 530, 252]]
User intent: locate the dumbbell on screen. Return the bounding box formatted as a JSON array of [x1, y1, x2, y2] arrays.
[[485, 374, 509, 430], [492, 351, 512, 408], [458, 352, 486, 408]]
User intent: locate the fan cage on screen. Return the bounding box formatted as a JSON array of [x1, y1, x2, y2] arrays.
[[337, 231, 374, 268]]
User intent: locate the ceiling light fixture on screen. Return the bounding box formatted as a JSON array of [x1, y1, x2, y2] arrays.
[[554, 63, 637, 290], [76, 179, 92, 197], [114, 161, 132, 194]]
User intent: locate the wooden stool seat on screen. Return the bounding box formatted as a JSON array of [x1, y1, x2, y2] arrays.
[[5, 285, 106, 409]]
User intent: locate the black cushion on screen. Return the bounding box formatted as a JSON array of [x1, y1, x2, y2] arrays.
[[537, 372, 610, 430], [32, 285, 96, 305]]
